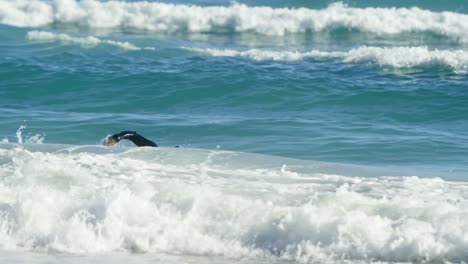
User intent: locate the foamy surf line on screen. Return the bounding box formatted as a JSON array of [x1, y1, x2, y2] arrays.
[[0, 144, 468, 262], [26, 30, 155, 51], [188, 46, 468, 73], [1, 1, 468, 41]]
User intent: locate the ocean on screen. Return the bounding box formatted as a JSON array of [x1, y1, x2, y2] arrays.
[[1, 0, 468, 263]]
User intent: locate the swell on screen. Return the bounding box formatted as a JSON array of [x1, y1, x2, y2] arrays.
[[1, 1, 468, 42], [20, 30, 468, 74]]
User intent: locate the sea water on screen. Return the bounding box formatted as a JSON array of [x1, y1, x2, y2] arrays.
[[0, 0, 468, 263]]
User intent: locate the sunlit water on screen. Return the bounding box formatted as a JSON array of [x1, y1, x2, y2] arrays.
[[1, 0, 468, 262]]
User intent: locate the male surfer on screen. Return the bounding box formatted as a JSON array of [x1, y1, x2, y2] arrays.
[[103, 131, 158, 147]]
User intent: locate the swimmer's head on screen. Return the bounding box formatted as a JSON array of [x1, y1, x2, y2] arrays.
[[103, 135, 118, 146]]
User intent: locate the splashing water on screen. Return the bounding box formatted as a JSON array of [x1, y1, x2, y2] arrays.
[[15, 124, 27, 144], [14, 124, 46, 144]]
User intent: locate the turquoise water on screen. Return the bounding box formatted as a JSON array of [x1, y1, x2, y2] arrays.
[[1, 0, 468, 263]]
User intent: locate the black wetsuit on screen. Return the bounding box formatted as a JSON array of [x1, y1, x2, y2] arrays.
[[111, 131, 158, 147]]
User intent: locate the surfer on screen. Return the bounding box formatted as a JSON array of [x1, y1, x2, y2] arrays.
[[103, 131, 158, 147]]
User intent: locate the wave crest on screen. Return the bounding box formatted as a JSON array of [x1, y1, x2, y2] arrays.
[[1, 1, 468, 41], [26, 30, 154, 50], [189, 46, 468, 73]]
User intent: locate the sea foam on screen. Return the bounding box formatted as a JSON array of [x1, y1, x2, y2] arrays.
[[189, 46, 468, 73], [0, 144, 467, 262], [26, 30, 154, 50], [1, 1, 468, 41]]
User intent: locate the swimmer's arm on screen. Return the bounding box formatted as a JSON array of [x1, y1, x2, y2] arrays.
[[111, 131, 158, 147]]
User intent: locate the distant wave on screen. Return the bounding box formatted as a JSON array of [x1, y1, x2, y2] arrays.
[[0, 144, 467, 262], [26, 30, 154, 51], [189, 46, 468, 73], [1, 0, 468, 41], [188, 47, 346, 61]]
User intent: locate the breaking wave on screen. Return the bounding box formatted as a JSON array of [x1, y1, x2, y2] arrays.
[[189, 46, 468, 73], [0, 143, 467, 263], [26, 30, 154, 51], [1, 0, 468, 41]]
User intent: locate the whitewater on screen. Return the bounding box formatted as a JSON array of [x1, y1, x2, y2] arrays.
[[1, 0, 468, 263], [1, 143, 467, 263], [189, 46, 468, 73], [2, 0, 468, 42]]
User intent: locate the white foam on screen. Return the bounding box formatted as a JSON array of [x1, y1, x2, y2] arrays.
[[0, 144, 467, 262], [189, 46, 468, 73], [26, 30, 154, 51], [188, 47, 345, 61], [25, 134, 45, 144], [1, 1, 468, 41], [344, 46, 468, 73]]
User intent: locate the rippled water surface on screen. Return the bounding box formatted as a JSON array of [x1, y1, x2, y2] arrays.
[[1, 0, 468, 263]]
